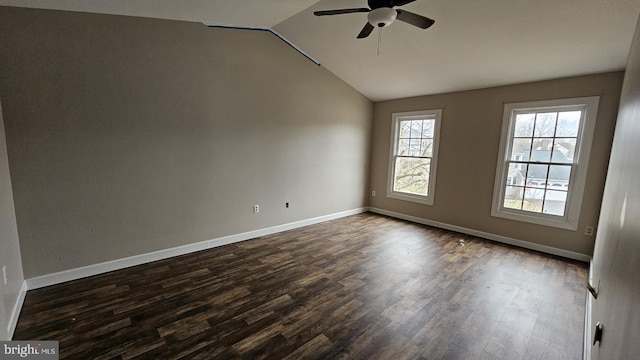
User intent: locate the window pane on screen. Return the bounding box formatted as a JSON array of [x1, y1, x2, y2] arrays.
[[523, 187, 544, 212], [534, 112, 557, 137], [552, 138, 576, 163], [543, 190, 567, 216], [421, 139, 433, 157], [511, 139, 532, 161], [397, 139, 410, 156], [527, 164, 548, 188], [507, 163, 525, 186], [394, 157, 430, 196], [411, 120, 423, 138], [409, 139, 421, 156], [514, 113, 535, 137], [557, 111, 581, 137], [504, 186, 524, 209], [399, 120, 411, 138], [531, 139, 553, 162], [548, 165, 571, 185], [547, 181, 568, 190], [422, 120, 435, 138]]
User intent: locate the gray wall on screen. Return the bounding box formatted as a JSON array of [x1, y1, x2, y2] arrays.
[[369, 73, 623, 256], [589, 13, 640, 360], [0, 7, 372, 278], [0, 99, 24, 340]]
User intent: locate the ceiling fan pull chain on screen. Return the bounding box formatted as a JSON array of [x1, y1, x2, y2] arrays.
[[377, 27, 382, 56]]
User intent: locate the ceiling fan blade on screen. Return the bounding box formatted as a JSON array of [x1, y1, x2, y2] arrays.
[[357, 22, 375, 39], [314, 8, 370, 16], [393, 0, 417, 6], [395, 10, 435, 29]]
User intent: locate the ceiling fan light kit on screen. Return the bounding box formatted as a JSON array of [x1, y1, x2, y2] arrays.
[[368, 7, 397, 27], [314, 0, 434, 39]]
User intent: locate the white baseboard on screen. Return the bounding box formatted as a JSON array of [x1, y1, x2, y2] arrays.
[[25, 208, 367, 290], [7, 280, 27, 339], [368, 207, 592, 262]]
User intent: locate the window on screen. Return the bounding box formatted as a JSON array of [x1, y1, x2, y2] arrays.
[[387, 109, 442, 205], [491, 96, 599, 230]]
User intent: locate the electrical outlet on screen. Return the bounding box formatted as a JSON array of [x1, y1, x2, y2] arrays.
[[2, 265, 7, 285], [585, 226, 595, 236], [372, 190, 376, 197], [253, 204, 260, 213], [286, 202, 289, 208]]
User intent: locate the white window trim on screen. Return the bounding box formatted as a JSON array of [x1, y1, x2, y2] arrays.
[[491, 96, 600, 230], [387, 109, 442, 205]]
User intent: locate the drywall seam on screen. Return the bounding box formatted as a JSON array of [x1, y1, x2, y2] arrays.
[[368, 207, 592, 262], [25, 207, 366, 290]]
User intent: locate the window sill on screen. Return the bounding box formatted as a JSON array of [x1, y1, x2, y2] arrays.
[[491, 207, 578, 231], [387, 191, 434, 205]]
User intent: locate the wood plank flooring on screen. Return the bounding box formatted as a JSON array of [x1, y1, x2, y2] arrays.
[[14, 213, 588, 359]]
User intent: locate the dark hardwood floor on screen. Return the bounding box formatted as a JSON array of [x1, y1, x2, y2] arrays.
[[14, 213, 588, 359]]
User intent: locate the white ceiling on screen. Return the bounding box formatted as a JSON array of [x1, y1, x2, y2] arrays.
[[1, 0, 639, 101]]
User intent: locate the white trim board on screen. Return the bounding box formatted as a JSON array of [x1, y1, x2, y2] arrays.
[[25, 208, 367, 290], [7, 280, 27, 339], [584, 260, 595, 360], [368, 207, 592, 262], [205, 25, 320, 66]]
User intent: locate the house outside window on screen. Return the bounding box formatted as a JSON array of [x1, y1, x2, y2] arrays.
[[387, 109, 442, 205], [491, 96, 600, 230]]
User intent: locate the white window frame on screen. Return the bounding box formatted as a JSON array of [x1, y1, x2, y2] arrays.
[[387, 109, 442, 205], [491, 96, 599, 230]]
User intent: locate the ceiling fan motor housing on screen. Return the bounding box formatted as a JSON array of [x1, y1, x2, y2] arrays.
[[368, 0, 397, 9], [368, 7, 397, 27]]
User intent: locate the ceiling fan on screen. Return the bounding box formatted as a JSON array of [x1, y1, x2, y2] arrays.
[[314, 0, 435, 39]]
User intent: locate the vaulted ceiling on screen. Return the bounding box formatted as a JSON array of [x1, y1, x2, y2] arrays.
[[1, 0, 639, 101]]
